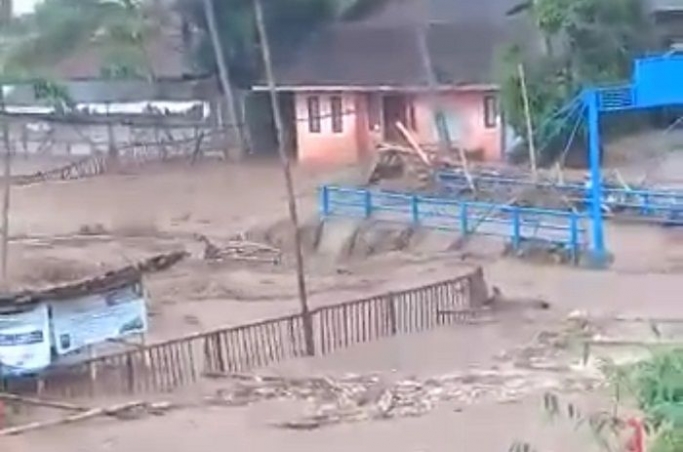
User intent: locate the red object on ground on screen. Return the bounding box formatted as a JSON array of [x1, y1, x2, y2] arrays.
[[625, 418, 645, 452]]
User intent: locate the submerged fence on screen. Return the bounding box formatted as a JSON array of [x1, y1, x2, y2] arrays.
[[3, 268, 486, 398]]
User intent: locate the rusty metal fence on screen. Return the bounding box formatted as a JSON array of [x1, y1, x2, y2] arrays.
[[4, 268, 486, 398]]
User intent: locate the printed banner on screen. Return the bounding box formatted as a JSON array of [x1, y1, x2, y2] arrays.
[[50, 284, 148, 356], [0, 304, 52, 376]]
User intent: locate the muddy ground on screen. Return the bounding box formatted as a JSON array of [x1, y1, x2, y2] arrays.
[[4, 130, 683, 452]]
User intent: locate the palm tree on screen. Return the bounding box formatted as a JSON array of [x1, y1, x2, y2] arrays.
[[201, 0, 247, 159]]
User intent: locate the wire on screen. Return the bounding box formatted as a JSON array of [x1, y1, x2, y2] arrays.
[[558, 104, 587, 168]]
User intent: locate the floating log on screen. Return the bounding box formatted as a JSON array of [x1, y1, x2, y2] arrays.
[[0, 393, 88, 412]]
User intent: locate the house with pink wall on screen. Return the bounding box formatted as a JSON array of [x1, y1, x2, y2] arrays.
[[253, 0, 540, 168]]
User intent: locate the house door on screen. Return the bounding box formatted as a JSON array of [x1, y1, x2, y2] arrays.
[[382, 95, 410, 142]]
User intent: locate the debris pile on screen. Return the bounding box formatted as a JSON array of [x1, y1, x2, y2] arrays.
[[503, 311, 604, 372], [195, 234, 281, 264], [205, 369, 602, 430]]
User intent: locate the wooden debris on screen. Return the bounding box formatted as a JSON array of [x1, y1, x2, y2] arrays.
[[203, 370, 599, 431], [136, 250, 189, 274], [0, 393, 87, 412], [7, 250, 188, 306], [195, 234, 281, 264], [0, 401, 151, 436], [394, 121, 432, 167]]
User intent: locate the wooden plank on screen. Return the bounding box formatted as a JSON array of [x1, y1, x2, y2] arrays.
[[394, 121, 431, 166], [0, 401, 147, 436], [0, 393, 87, 412]]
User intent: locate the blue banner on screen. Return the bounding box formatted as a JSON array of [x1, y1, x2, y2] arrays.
[[0, 304, 52, 376], [50, 284, 148, 356]]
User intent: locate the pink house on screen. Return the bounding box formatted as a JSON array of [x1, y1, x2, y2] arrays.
[[254, 0, 539, 167]]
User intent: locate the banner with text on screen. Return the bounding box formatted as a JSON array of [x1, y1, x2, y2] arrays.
[[0, 304, 52, 376], [50, 284, 148, 356]]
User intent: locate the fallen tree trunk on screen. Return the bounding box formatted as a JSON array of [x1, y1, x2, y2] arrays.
[[0, 401, 146, 436], [0, 393, 87, 412]]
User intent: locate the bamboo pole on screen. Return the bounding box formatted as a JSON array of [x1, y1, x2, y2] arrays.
[[253, 0, 314, 356], [518, 64, 537, 180], [0, 86, 10, 285], [0, 393, 87, 412], [0, 401, 147, 436]]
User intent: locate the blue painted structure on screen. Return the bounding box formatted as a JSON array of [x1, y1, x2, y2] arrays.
[[319, 185, 588, 262], [585, 54, 683, 264]]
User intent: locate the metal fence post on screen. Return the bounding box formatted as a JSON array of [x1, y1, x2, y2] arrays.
[[411, 195, 420, 224], [512, 207, 521, 250], [364, 190, 372, 218], [320, 185, 330, 217], [459, 202, 468, 233], [570, 212, 579, 264]]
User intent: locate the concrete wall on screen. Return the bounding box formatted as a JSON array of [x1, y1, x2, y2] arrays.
[[413, 90, 502, 161], [294, 92, 368, 167], [294, 89, 502, 167]]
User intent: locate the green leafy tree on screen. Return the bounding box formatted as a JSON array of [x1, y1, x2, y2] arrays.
[[1, 0, 163, 81], [501, 0, 653, 161]]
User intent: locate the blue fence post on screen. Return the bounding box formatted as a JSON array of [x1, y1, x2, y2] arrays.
[[320, 185, 330, 218], [364, 190, 373, 218], [411, 195, 420, 224], [512, 206, 521, 250], [642, 193, 650, 216], [459, 202, 468, 233], [569, 211, 579, 264]]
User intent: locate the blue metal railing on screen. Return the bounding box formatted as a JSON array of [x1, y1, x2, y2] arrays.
[[319, 185, 588, 261]]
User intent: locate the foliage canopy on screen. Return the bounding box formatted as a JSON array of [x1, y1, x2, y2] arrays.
[[499, 0, 654, 159]]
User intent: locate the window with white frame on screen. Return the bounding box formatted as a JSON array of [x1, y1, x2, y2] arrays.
[[307, 96, 321, 133], [483, 94, 498, 129], [330, 95, 343, 133]]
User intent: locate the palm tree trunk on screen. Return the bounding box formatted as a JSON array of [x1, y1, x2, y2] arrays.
[[105, 103, 118, 165], [253, 0, 314, 356], [202, 0, 247, 160]]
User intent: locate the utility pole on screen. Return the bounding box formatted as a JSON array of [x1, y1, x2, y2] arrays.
[[202, 0, 248, 159], [0, 1, 11, 286], [253, 0, 314, 356], [0, 0, 11, 26], [0, 85, 10, 286]]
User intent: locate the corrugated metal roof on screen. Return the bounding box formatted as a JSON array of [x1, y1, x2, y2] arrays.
[[271, 0, 540, 88]]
